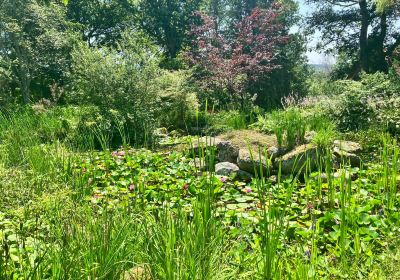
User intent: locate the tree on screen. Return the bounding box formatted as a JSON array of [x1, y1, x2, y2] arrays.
[[138, 0, 203, 59], [66, 0, 136, 47], [0, 0, 77, 103], [196, 0, 308, 109], [306, 0, 400, 75], [187, 4, 289, 109]]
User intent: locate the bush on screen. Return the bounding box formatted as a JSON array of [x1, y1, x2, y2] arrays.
[[67, 32, 161, 146], [155, 70, 199, 130], [301, 72, 400, 136], [330, 73, 400, 132]]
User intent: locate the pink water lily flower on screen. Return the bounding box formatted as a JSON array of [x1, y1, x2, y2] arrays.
[[244, 187, 252, 193]]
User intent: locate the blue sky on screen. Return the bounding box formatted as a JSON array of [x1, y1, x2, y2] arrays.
[[297, 0, 337, 65]]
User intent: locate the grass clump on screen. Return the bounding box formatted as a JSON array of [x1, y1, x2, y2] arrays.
[[252, 107, 337, 150]]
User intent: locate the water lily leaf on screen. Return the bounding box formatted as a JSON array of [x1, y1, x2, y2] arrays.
[[235, 196, 253, 203], [357, 213, 371, 225]]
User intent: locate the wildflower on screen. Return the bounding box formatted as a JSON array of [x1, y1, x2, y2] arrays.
[[111, 151, 118, 157], [117, 150, 125, 157], [129, 184, 135, 192], [82, 168, 87, 174], [244, 187, 252, 193], [219, 177, 227, 183], [183, 184, 189, 191], [307, 202, 314, 209]]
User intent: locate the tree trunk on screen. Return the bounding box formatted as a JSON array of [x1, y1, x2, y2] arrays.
[[377, 11, 388, 72], [359, 0, 369, 72]]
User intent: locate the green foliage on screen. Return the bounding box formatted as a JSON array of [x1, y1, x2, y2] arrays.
[[312, 123, 336, 148], [68, 32, 161, 145], [205, 110, 251, 135], [376, 0, 397, 13], [303, 72, 400, 135], [253, 107, 312, 149], [252, 34, 311, 109], [1, 128, 400, 278], [0, 0, 78, 103], [155, 70, 199, 130], [66, 0, 136, 47], [139, 0, 203, 59], [306, 0, 400, 75]]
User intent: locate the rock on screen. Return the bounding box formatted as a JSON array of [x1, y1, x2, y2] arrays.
[[275, 144, 320, 174], [319, 170, 358, 182], [215, 162, 239, 176], [122, 264, 152, 280], [333, 140, 362, 154], [237, 149, 273, 175], [189, 157, 207, 171], [188, 136, 222, 154], [268, 175, 278, 184], [333, 148, 361, 167], [169, 129, 183, 137], [154, 127, 168, 137], [237, 170, 253, 182], [304, 131, 317, 144], [267, 146, 286, 160], [217, 141, 239, 163]]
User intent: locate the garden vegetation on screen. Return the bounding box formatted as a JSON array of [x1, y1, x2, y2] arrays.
[[0, 0, 400, 279]]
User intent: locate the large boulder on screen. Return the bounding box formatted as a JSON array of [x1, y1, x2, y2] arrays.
[[333, 140, 362, 154], [215, 162, 240, 176], [332, 140, 362, 167], [237, 170, 253, 182], [189, 157, 207, 171], [188, 136, 222, 154], [237, 149, 273, 176], [333, 148, 361, 167], [275, 144, 320, 175], [267, 146, 286, 161], [217, 141, 239, 163], [319, 169, 358, 183], [304, 131, 317, 144]]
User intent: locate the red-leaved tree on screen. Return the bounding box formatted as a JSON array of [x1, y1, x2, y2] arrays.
[[187, 4, 289, 108]]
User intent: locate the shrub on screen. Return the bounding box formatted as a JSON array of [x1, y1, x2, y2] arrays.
[[155, 70, 199, 130], [302, 72, 400, 135], [67, 32, 161, 146]]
